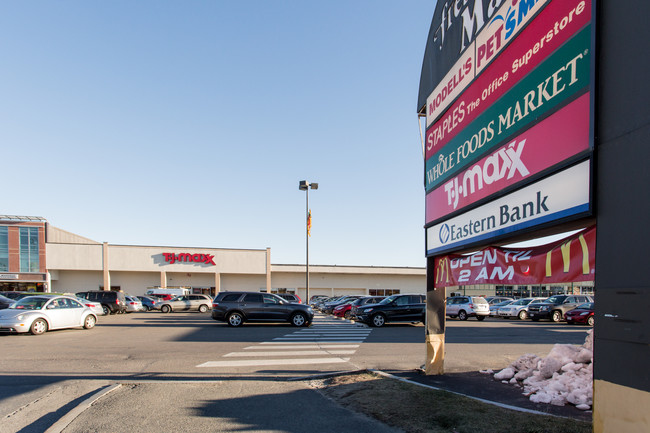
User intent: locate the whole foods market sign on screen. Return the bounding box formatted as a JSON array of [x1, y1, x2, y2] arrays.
[[426, 161, 590, 255]]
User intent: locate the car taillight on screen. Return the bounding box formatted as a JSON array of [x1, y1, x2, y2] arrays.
[[212, 302, 218, 308], [469, 304, 474, 309]]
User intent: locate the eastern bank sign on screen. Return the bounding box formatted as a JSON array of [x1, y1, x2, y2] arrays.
[[426, 160, 591, 255], [420, 0, 594, 254]]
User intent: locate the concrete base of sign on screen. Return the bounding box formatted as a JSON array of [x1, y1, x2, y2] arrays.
[[425, 334, 445, 375], [594, 380, 649, 433]]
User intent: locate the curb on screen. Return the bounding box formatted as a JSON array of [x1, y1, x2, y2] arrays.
[[44, 383, 121, 433], [368, 369, 576, 419]]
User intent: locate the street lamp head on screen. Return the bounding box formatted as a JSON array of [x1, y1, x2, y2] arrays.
[[299, 180, 318, 190]]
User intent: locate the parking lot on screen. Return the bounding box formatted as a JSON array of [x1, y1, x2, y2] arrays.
[[0, 311, 591, 431]]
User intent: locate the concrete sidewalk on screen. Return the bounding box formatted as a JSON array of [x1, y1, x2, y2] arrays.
[[3, 379, 400, 433]]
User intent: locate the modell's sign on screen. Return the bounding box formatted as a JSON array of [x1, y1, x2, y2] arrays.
[[162, 253, 216, 265], [425, 0, 552, 126], [434, 225, 595, 287]]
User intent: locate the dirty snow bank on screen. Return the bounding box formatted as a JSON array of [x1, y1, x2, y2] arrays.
[[483, 330, 593, 410]]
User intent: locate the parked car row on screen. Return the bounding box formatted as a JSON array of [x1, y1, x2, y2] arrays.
[[310, 294, 426, 327], [482, 294, 595, 325]]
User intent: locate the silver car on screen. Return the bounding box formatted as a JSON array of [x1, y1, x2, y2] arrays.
[[445, 296, 490, 321], [125, 296, 144, 313], [158, 294, 212, 313], [0, 295, 97, 335], [497, 297, 547, 320]]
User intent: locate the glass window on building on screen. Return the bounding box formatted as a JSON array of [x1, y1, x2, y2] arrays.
[[0, 227, 8, 272], [19, 227, 39, 273], [369, 289, 401, 296]]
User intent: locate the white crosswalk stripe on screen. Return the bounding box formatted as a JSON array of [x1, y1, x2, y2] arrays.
[[196, 314, 371, 369]]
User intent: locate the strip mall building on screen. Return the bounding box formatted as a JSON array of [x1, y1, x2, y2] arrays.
[[0, 215, 426, 299], [1, 215, 594, 300]]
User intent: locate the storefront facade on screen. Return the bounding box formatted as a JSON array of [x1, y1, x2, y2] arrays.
[[0, 216, 48, 292], [35, 219, 427, 299]]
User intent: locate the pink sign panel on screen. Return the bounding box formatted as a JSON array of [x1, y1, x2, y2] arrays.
[[425, 0, 591, 160], [426, 92, 590, 224]]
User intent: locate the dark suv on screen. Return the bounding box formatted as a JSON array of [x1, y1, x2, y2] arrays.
[[211, 292, 314, 327], [528, 294, 594, 322], [77, 290, 127, 315], [355, 294, 426, 327]]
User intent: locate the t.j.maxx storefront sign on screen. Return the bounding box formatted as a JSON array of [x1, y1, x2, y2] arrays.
[[161, 253, 216, 265]]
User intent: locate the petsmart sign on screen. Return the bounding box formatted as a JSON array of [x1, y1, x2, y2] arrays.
[[426, 160, 590, 256]]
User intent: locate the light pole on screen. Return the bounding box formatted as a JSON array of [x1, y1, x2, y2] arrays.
[[299, 180, 318, 304]]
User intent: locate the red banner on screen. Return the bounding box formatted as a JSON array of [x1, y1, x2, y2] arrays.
[[434, 226, 595, 288]]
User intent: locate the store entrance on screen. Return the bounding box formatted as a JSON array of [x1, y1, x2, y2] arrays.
[[0, 282, 45, 292]]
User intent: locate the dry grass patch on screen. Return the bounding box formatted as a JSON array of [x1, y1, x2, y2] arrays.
[[310, 372, 592, 433]]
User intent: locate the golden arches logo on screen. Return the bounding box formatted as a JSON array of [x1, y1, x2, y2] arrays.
[[436, 257, 452, 285], [545, 234, 590, 277]]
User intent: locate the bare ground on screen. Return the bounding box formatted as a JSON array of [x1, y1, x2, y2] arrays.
[[308, 371, 592, 433]]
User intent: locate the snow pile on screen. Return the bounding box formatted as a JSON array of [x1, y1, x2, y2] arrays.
[[492, 330, 593, 410]]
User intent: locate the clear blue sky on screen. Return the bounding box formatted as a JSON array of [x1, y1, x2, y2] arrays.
[[2, 1, 437, 267]]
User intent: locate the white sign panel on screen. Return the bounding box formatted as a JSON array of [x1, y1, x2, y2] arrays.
[[426, 160, 591, 255]]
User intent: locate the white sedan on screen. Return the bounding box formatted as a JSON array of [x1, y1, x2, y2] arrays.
[[0, 295, 97, 335]]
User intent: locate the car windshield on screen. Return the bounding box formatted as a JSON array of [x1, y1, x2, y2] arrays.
[[378, 295, 398, 305], [10, 297, 48, 310], [511, 299, 530, 306], [576, 302, 594, 309], [495, 300, 513, 307], [545, 295, 566, 304]]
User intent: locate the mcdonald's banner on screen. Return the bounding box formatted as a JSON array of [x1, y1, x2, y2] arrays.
[[434, 226, 595, 288]]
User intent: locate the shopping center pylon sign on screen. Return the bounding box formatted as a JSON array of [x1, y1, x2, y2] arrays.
[[434, 225, 595, 288]]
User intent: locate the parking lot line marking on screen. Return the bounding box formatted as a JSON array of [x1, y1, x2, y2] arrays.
[[245, 345, 359, 349], [272, 338, 365, 342], [224, 350, 356, 357], [197, 357, 350, 368]]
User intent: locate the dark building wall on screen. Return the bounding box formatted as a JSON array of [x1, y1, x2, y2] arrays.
[[593, 0, 650, 393]]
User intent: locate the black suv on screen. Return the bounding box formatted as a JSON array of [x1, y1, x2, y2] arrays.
[[528, 294, 594, 322], [355, 294, 426, 327], [77, 290, 127, 315], [211, 292, 314, 327]]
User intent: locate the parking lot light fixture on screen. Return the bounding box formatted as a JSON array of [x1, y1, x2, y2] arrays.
[[299, 180, 318, 304]]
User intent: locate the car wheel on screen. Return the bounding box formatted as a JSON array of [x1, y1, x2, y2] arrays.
[[161, 305, 171, 313], [143, 305, 150, 312], [344, 311, 351, 320], [291, 312, 308, 327], [102, 305, 110, 315], [476, 315, 486, 321], [227, 312, 244, 327], [518, 310, 528, 320], [83, 315, 96, 329], [31, 319, 48, 335], [587, 315, 594, 326], [371, 314, 386, 327], [198, 304, 208, 313], [551, 310, 562, 322], [458, 310, 468, 321]]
